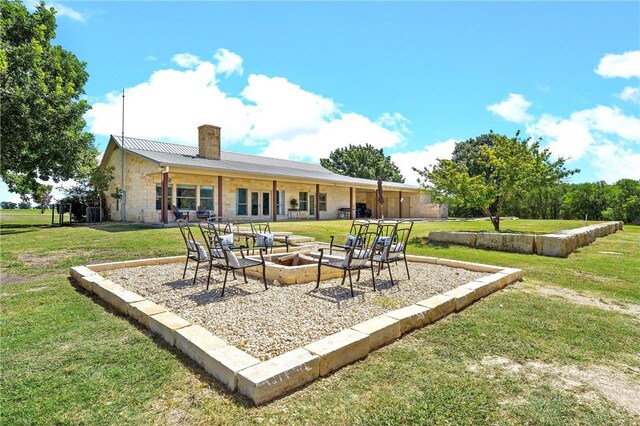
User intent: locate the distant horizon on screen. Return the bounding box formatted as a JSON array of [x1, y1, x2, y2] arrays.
[[1, 1, 638, 202]]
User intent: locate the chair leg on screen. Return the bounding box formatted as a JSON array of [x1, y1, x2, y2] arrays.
[[348, 270, 354, 297], [206, 261, 213, 291], [262, 263, 267, 290], [371, 265, 376, 292], [243, 268, 248, 284], [182, 256, 189, 279], [193, 261, 200, 284], [221, 269, 229, 297], [388, 262, 394, 287], [356, 269, 361, 282], [315, 263, 322, 290], [341, 270, 347, 286], [404, 257, 410, 279]]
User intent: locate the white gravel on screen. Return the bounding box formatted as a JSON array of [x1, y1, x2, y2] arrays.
[[106, 260, 485, 360]]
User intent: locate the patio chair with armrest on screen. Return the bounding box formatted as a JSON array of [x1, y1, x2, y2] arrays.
[[315, 226, 379, 297], [374, 220, 414, 286], [172, 205, 186, 221], [249, 221, 289, 254], [328, 219, 371, 255], [199, 221, 267, 296], [196, 205, 212, 221], [177, 219, 209, 284]]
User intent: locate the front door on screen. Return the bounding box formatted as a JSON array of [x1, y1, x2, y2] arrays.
[[251, 191, 260, 216], [251, 191, 271, 218], [309, 194, 315, 217], [262, 192, 270, 217]]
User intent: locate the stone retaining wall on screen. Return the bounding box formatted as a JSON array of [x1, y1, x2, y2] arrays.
[[70, 255, 522, 405], [428, 221, 623, 258]]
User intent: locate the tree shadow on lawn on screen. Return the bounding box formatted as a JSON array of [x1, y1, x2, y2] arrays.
[[68, 277, 255, 408]]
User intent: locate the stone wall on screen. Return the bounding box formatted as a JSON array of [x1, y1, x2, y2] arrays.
[[428, 222, 624, 257], [103, 147, 447, 222]]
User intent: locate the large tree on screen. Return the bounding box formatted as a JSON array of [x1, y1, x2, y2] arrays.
[[320, 144, 405, 183], [1, 0, 97, 198], [414, 132, 577, 231]]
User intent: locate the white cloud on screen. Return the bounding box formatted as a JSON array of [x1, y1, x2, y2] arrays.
[[87, 61, 251, 143], [571, 106, 640, 142], [172, 53, 202, 69], [51, 3, 85, 22], [145, 55, 158, 62], [25, 1, 85, 22], [487, 93, 533, 124], [527, 115, 594, 160], [260, 112, 404, 162], [214, 48, 243, 77], [87, 51, 407, 161], [595, 51, 640, 79], [390, 139, 457, 185], [618, 86, 640, 103], [589, 141, 640, 182]]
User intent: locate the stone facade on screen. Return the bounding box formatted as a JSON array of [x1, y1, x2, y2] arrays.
[[103, 145, 446, 223]]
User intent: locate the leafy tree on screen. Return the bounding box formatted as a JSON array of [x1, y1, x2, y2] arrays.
[[18, 201, 31, 209], [59, 167, 114, 222], [320, 144, 405, 183], [603, 179, 640, 224], [1, 201, 18, 209], [414, 132, 577, 231], [1, 0, 97, 198]]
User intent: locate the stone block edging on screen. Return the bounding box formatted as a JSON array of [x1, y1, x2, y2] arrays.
[[428, 221, 623, 257], [70, 254, 522, 405]]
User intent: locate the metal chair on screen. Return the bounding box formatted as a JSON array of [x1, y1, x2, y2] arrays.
[[374, 220, 414, 285], [328, 219, 371, 255], [316, 225, 379, 297], [199, 221, 266, 296], [249, 220, 289, 254], [177, 219, 209, 284]]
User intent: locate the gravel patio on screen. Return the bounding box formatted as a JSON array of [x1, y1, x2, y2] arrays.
[[106, 261, 486, 360]]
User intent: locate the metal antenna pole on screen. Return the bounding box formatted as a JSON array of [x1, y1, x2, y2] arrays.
[[121, 88, 126, 222]]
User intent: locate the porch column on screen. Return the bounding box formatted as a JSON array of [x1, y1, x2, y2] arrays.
[[350, 187, 353, 220], [217, 175, 223, 223], [161, 171, 169, 224], [315, 184, 320, 221], [399, 191, 402, 219], [272, 180, 277, 222]]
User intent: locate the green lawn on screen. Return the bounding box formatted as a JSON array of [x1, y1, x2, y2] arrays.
[[2, 211, 639, 425]]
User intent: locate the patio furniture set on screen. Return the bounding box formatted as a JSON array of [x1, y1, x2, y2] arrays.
[[176, 218, 413, 299]]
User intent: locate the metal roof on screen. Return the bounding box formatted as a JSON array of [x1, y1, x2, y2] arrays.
[[110, 135, 419, 190]]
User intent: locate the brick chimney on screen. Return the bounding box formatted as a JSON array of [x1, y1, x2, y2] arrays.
[[198, 124, 221, 160]]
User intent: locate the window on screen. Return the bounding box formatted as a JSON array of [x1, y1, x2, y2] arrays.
[[200, 185, 214, 210], [319, 192, 327, 211], [155, 183, 173, 210], [236, 188, 248, 215], [176, 184, 196, 210], [276, 190, 285, 215], [299, 192, 308, 211]]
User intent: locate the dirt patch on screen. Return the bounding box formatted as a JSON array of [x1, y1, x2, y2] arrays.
[[467, 356, 640, 416], [0, 273, 37, 285], [18, 252, 71, 267], [514, 283, 640, 319]]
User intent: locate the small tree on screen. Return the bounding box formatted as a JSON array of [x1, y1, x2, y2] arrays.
[[414, 132, 577, 231], [320, 144, 405, 183], [31, 183, 53, 213], [1, 201, 17, 209], [18, 201, 31, 209]]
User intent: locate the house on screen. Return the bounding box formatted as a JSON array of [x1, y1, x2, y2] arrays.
[[99, 124, 447, 223]]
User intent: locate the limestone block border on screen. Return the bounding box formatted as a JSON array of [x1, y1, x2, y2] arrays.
[[70, 254, 523, 405], [428, 221, 623, 257]]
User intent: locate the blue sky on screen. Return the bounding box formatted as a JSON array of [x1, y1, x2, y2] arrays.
[[3, 1, 640, 202]]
